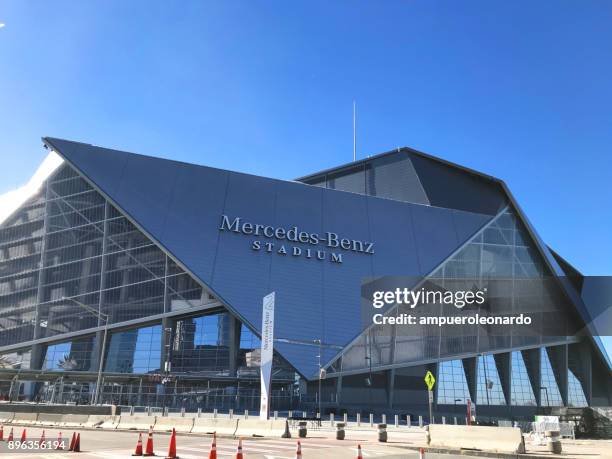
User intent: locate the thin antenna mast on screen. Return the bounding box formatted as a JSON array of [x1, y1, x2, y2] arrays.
[[353, 100, 357, 162]]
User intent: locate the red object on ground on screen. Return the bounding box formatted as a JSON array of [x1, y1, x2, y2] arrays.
[[72, 433, 81, 453], [40, 430, 46, 444], [69, 432, 77, 451], [209, 432, 217, 459], [356, 444, 363, 459], [165, 428, 178, 459], [295, 441, 302, 459], [132, 432, 144, 456], [235, 439, 243, 459], [20, 428, 26, 442], [419, 447, 425, 459], [56, 431, 64, 450], [0, 424, 4, 441], [144, 427, 155, 456], [7, 427, 13, 442]]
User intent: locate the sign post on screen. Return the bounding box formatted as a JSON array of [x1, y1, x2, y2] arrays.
[[259, 292, 275, 420], [424, 370, 436, 425]]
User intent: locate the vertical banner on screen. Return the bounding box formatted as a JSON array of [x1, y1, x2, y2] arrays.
[[260, 292, 275, 420]]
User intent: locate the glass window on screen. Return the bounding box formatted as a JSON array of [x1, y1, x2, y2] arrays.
[[540, 348, 563, 406], [477, 354, 506, 405], [43, 336, 96, 371], [568, 369, 588, 407], [437, 360, 470, 404], [510, 351, 536, 406], [104, 325, 161, 374], [172, 313, 230, 372]]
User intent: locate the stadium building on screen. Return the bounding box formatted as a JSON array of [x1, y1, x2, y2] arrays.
[[0, 137, 610, 420]]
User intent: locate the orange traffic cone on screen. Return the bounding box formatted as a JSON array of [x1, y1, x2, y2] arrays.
[[40, 430, 46, 444], [72, 433, 81, 453], [356, 444, 363, 459], [56, 431, 64, 450], [0, 424, 4, 441], [144, 427, 155, 456], [7, 427, 14, 442], [132, 432, 144, 456], [419, 447, 425, 459], [69, 432, 77, 451], [295, 441, 302, 459], [20, 428, 26, 442], [165, 428, 178, 459], [235, 439, 243, 459], [209, 432, 217, 459]]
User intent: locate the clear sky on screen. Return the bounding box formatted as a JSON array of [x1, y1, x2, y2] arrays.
[[0, 1, 610, 352]]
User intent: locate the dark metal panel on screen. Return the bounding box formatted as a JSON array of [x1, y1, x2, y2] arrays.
[[451, 209, 492, 244], [494, 352, 511, 406], [410, 205, 459, 275], [320, 190, 373, 347], [210, 172, 277, 330], [366, 196, 420, 276], [462, 356, 478, 403], [568, 341, 592, 405]]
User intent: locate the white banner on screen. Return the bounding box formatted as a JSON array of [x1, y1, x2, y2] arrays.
[[260, 292, 275, 420]]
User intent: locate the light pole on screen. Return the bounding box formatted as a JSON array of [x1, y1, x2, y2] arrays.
[[62, 297, 109, 405], [313, 338, 322, 418]]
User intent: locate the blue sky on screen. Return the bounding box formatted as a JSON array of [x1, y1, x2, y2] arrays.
[[0, 1, 610, 351]]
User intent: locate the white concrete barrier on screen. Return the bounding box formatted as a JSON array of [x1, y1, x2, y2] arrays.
[[34, 413, 64, 426], [153, 416, 194, 433], [0, 412, 14, 423], [86, 415, 119, 429], [11, 412, 38, 425], [117, 415, 155, 431], [235, 419, 288, 437], [60, 414, 90, 428], [428, 424, 525, 453], [191, 418, 238, 436]]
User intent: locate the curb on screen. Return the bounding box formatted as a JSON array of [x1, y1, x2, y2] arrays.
[[401, 445, 572, 459]]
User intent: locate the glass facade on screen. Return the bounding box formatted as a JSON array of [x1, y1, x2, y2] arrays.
[[510, 351, 536, 406], [172, 313, 231, 373], [43, 336, 97, 371], [477, 354, 506, 405], [0, 164, 217, 348], [437, 359, 470, 404], [540, 348, 563, 406], [340, 207, 574, 372], [104, 324, 162, 374], [568, 368, 588, 407]]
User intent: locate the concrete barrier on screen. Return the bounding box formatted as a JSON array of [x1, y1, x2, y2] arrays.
[[11, 412, 38, 425], [0, 412, 14, 423], [235, 419, 288, 437], [35, 413, 64, 426], [191, 418, 238, 436], [428, 424, 525, 453], [86, 415, 118, 429], [153, 416, 194, 433], [117, 415, 156, 431], [60, 414, 90, 427]]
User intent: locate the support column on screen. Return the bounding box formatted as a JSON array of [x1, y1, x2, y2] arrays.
[[494, 352, 512, 406], [462, 357, 478, 404], [386, 369, 395, 408], [336, 375, 343, 406], [228, 316, 241, 377], [522, 348, 541, 406]]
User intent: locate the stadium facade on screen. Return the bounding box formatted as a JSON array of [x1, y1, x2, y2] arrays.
[[0, 137, 610, 419]]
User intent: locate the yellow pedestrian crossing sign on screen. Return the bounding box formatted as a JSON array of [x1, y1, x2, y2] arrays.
[[424, 370, 436, 390]]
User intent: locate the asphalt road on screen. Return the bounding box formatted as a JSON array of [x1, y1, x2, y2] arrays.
[[0, 426, 451, 459]]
